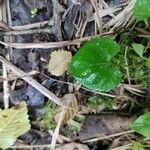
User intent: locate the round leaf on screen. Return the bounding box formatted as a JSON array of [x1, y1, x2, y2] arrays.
[[133, 0, 150, 20], [69, 37, 122, 92], [131, 112, 150, 138]]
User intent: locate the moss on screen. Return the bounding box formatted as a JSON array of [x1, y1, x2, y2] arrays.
[[43, 102, 56, 130]]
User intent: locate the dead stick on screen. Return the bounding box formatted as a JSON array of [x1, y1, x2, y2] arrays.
[[0, 28, 54, 36], [12, 20, 51, 30], [0, 32, 113, 49], [0, 56, 63, 106]]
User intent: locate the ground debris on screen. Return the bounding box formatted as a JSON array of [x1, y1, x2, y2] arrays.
[[0, 0, 148, 149]]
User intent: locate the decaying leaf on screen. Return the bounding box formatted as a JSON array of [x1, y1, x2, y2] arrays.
[[54, 94, 78, 125], [0, 102, 31, 149], [48, 50, 72, 76]]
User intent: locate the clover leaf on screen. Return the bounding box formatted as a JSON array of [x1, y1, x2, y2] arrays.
[[69, 37, 122, 92]]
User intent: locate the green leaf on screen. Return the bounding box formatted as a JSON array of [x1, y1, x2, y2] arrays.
[[69, 37, 122, 92], [0, 102, 31, 149], [133, 0, 150, 20], [145, 57, 150, 68], [31, 8, 38, 18], [132, 43, 144, 58], [131, 112, 150, 138], [31, 8, 37, 15]]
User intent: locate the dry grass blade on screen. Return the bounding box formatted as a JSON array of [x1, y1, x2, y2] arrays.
[[0, 56, 63, 106], [11, 20, 50, 30], [90, 0, 102, 33], [0, 76, 7, 83], [55, 94, 78, 125], [83, 130, 134, 143], [1, 0, 9, 108], [2, 64, 9, 108], [105, 0, 136, 30], [51, 107, 65, 150], [0, 32, 113, 49]]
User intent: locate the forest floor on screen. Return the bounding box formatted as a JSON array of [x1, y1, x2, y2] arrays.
[[0, 0, 150, 149]]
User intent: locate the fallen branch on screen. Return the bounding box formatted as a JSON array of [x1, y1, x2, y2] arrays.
[[0, 56, 63, 106]]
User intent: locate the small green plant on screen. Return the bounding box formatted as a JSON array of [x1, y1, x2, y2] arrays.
[[130, 2, 150, 147], [65, 124, 80, 136], [74, 115, 85, 124], [43, 102, 57, 129], [31, 8, 38, 18], [117, 33, 150, 87], [69, 37, 122, 92], [126, 43, 150, 86]]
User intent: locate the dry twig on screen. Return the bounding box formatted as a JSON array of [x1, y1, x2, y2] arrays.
[[0, 56, 63, 106], [0, 32, 113, 49]]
